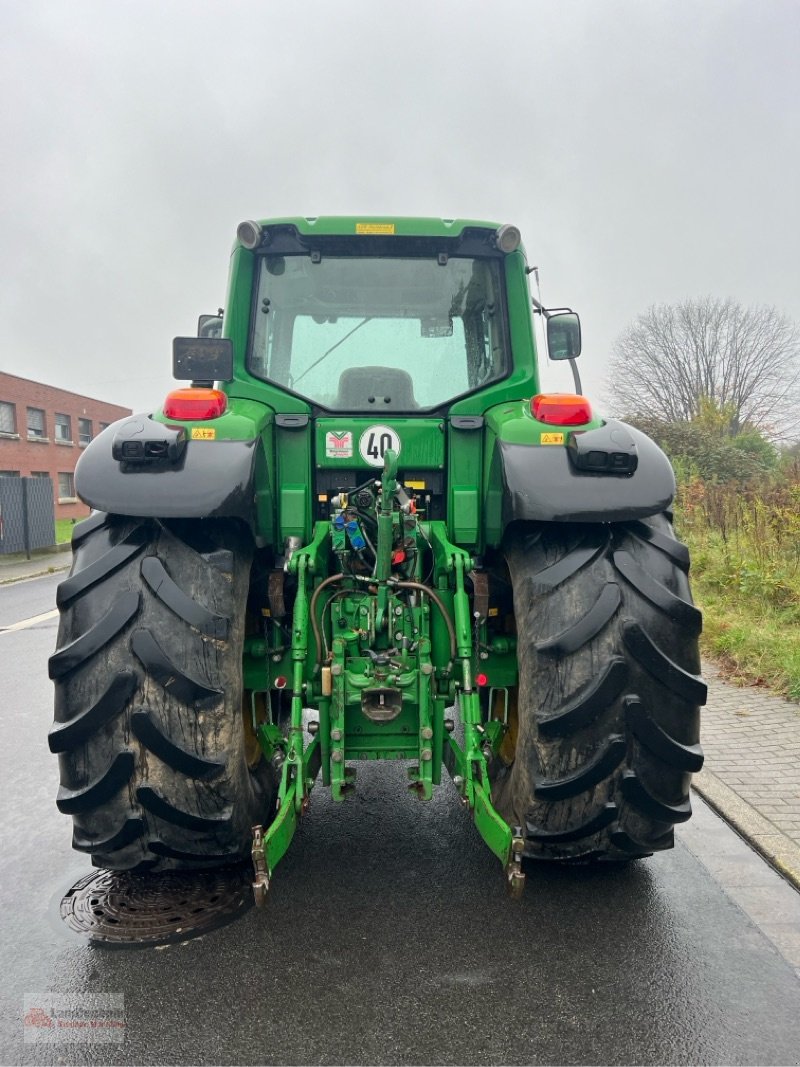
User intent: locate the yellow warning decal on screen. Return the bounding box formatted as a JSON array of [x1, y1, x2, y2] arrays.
[[540, 432, 564, 445], [405, 480, 426, 490], [488, 607, 499, 617], [191, 427, 216, 440], [356, 222, 395, 235]]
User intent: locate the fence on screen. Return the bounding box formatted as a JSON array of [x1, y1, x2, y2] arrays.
[[0, 476, 56, 556]]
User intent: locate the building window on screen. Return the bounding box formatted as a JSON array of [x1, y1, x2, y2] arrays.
[[0, 470, 20, 478], [99, 422, 110, 431], [30, 471, 49, 478], [0, 401, 16, 435], [55, 413, 72, 443], [78, 417, 92, 446], [58, 472, 75, 500], [27, 407, 46, 439]]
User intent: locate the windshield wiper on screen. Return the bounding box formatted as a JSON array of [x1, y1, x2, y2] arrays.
[[292, 317, 372, 387]]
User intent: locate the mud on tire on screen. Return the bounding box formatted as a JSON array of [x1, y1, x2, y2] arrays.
[[492, 513, 706, 861], [48, 512, 275, 871]]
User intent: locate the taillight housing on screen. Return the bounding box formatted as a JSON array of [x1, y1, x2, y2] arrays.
[[163, 388, 227, 420], [531, 393, 593, 426]]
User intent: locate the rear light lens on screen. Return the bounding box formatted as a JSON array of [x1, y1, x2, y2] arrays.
[[531, 393, 593, 426], [163, 388, 227, 420]]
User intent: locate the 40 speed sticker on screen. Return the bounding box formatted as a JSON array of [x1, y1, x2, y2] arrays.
[[359, 425, 401, 467]]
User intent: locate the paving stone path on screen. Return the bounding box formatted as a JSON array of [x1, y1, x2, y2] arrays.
[[693, 660, 800, 887]]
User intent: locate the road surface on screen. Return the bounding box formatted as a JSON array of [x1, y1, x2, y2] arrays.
[[1, 572, 799, 1065]]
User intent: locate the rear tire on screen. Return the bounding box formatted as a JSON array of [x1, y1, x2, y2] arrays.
[[492, 513, 706, 860], [48, 513, 275, 871]]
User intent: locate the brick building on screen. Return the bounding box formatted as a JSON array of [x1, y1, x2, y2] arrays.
[[0, 372, 131, 519]]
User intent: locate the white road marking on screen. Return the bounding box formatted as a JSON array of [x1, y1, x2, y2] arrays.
[[0, 608, 59, 634]]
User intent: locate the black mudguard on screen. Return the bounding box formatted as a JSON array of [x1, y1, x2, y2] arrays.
[[75, 415, 259, 524], [495, 420, 676, 527]]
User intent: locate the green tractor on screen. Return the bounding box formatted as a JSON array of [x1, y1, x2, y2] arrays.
[[48, 217, 705, 899]]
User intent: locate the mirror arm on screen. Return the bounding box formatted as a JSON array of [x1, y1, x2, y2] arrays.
[[569, 358, 583, 394]]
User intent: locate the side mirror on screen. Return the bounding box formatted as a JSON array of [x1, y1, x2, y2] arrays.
[[173, 337, 234, 384], [198, 314, 223, 339], [547, 312, 582, 360]]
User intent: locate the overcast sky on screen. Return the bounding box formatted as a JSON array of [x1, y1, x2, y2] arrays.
[[2, 0, 798, 412]]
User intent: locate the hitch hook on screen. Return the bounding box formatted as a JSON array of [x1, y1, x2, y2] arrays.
[[251, 824, 269, 907], [505, 826, 526, 900]]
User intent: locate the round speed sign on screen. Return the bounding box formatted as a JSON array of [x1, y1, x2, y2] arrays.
[[359, 425, 402, 468]]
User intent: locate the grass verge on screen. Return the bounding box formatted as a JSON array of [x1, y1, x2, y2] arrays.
[[55, 519, 77, 544], [677, 477, 800, 702]]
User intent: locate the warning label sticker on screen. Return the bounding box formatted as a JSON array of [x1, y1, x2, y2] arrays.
[[325, 430, 353, 458], [355, 222, 395, 235], [191, 427, 216, 440], [540, 432, 564, 445]]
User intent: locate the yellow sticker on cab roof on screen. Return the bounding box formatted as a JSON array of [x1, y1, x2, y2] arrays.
[[356, 222, 395, 235]]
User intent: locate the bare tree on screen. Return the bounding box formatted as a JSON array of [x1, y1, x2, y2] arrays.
[[605, 298, 800, 438]]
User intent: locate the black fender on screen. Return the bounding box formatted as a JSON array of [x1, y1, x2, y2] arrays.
[[75, 415, 261, 526], [494, 420, 676, 529]]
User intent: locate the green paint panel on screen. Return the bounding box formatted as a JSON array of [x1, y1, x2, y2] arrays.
[[451, 487, 479, 544], [315, 418, 445, 469], [276, 420, 312, 543], [280, 487, 308, 538]]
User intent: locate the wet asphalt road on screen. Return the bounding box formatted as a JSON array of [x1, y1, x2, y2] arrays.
[[2, 573, 800, 1066]]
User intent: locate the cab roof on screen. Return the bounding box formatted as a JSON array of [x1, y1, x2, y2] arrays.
[[252, 216, 504, 239]]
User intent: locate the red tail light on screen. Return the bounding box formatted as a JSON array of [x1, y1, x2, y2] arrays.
[[163, 388, 227, 420], [532, 393, 593, 426]]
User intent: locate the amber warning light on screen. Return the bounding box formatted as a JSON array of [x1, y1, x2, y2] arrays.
[[531, 393, 593, 426], [163, 388, 227, 421]]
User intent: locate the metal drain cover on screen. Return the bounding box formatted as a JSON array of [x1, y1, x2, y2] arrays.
[[60, 866, 253, 947]]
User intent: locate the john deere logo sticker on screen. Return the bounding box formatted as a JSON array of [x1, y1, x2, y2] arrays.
[[359, 425, 401, 467], [325, 430, 353, 459]]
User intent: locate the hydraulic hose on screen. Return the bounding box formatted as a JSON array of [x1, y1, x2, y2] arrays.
[[310, 573, 345, 666], [310, 574, 458, 666], [391, 580, 458, 663]]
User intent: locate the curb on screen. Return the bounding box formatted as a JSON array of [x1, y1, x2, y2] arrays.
[[0, 562, 71, 586], [0, 544, 72, 586], [692, 768, 800, 892]]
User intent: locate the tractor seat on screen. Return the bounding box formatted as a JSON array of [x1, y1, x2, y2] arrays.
[[335, 366, 418, 410]]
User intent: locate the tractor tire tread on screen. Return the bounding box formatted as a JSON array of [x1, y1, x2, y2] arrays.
[[130, 708, 226, 779], [140, 556, 229, 638], [493, 512, 704, 861], [48, 671, 137, 753], [56, 751, 135, 814], [48, 592, 140, 680], [50, 515, 275, 871]]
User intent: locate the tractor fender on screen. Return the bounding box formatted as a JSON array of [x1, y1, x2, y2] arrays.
[[494, 419, 676, 527], [74, 415, 260, 525]]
